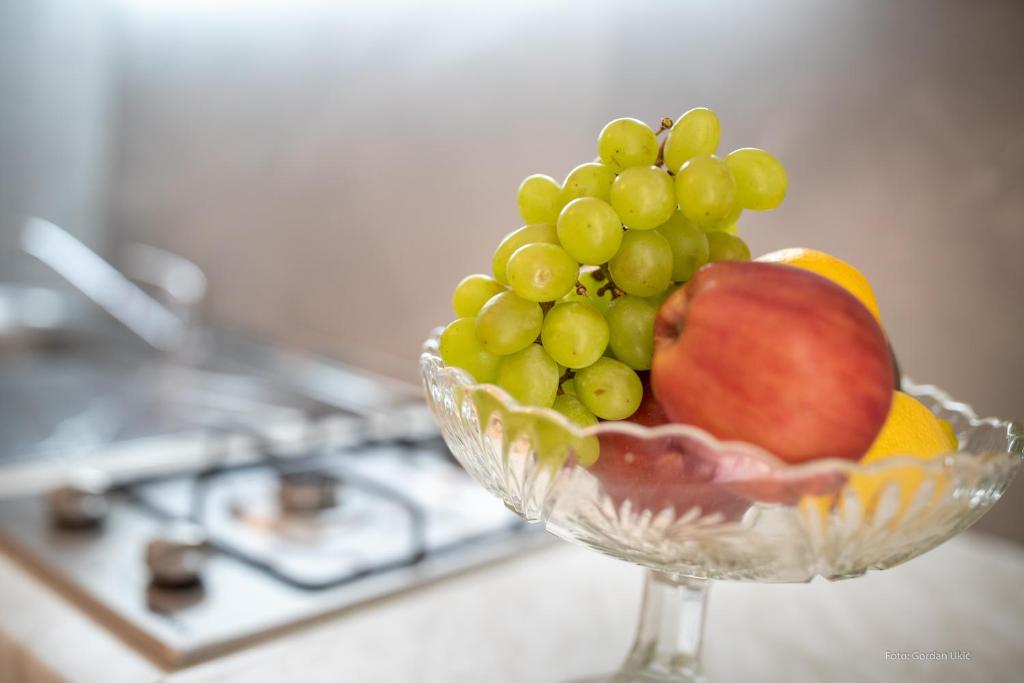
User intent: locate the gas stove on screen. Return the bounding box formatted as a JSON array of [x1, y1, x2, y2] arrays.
[[0, 326, 544, 670], [0, 437, 541, 669]]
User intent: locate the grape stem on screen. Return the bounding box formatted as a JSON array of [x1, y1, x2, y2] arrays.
[[596, 264, 625, 299], [654, 116, 671, 170], [598, 282, 625, 299]]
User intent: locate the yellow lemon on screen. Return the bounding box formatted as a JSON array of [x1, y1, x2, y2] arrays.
[[802, 392, 957, 520], [757, 247, 882, 321], [849, 391, 958, 514]]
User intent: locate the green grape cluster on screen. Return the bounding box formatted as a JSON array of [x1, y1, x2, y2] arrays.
[[440, 108, 787, 435]]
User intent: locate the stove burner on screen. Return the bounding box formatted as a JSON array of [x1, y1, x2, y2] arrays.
[[277, 470, 339, 514], [47, 469, 112, 529], [145, 523, 209, 588]]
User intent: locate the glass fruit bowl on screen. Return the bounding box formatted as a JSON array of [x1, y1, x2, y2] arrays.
[[421, 330, 1022, 683]]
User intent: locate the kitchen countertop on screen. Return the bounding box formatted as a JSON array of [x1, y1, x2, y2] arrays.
[[2, 531, 1022, 683]]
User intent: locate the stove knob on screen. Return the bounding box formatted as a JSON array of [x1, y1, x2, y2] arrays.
[[47, 469, 111, 529], [145, 524, 208, 588], [278, 470, 338, 514]]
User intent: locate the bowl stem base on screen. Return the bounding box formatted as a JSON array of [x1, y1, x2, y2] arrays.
[[570, 570, 709, 683]]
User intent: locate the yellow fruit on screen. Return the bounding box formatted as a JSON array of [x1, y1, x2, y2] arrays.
[[850, 391, 958, 513], [802, 392, 958, 519], [757, 248, 882, 321], [862, 391, 957, 459]]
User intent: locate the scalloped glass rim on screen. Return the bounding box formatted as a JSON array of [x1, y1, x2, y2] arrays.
[[421, 328, 1024, 480]]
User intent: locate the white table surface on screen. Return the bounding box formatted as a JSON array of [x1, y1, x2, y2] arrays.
[[2, 531, 1022, 683]]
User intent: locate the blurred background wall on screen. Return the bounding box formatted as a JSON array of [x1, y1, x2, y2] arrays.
[[0, 0, 114, 281], [2, 0, 1022, 538]]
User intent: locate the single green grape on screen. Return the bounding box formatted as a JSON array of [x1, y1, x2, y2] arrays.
[[536, 394, 600, 468], [452, 274, 506, 318], [706, 232, 751, 262], [656, 211, 710, 281], [725, 148, 787, 211], [597, 118, 658, 173], [604, 295, 657, 371], [560, 377, 577, 396], [439, 318, 500, 383], [663, 108, 721, 173], [574, 357, 643, 420], [517, 174, 562, 224], [541, 301, 609, 369], [556, 197, 624, 265], [608, 230, 673, 297], [560, 269, 613, 314], [492, 223, 559, 284], [561, 162, 615, 205], [609, 165, 677, 231], [506, 242, 579, 302], [495, 343, 559, 408], [474, 291, 543, 355], [675, 155, 736, 228]]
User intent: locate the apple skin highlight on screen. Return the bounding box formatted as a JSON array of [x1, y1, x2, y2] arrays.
[[651, 261, 894, 464]]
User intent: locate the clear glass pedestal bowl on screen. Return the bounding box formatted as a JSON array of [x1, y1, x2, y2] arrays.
[[421, 331, 1022, 683]]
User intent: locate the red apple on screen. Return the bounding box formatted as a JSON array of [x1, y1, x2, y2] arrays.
[[652, 261, 893, 463]]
